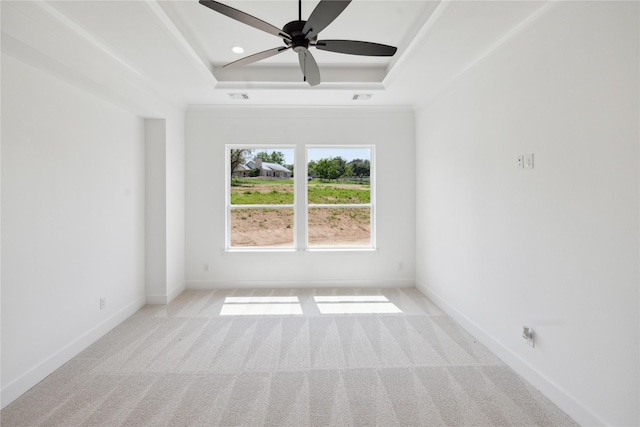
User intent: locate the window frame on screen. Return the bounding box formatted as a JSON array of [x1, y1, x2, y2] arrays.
[[225, 144, 297, 251], [225, 144, 376, 252], [305, 145, 376, 250]]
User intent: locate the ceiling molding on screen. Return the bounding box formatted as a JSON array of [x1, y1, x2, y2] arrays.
[[384, 0, 446, 76], [413, 1, 557, 111], [5, 1, 185, 114], [33, 1, 146, 79], [213, 64, 387, 85], [383, 0, 456, 88], [186, 104, 414, 119], [2, 34, 177, 118], [214, 81, 385, 91], [141, 1, 218, 86]]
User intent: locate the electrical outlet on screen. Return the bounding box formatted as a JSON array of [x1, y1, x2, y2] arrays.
[[100, 297, 106, 310], [522, 326, 535, 348], [517, 155, 524, 168]]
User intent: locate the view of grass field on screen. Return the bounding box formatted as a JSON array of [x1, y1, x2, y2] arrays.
[[230, 178, 370, 205], [230, 178, 294, 205], [308, 184, 370, 204]]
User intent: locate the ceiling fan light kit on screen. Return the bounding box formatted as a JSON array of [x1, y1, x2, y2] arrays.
[[199, 0, 397, 86]]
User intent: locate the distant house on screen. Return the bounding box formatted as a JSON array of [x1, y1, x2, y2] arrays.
[[233, 164, 251, 177], [234, 158, 292, 178]]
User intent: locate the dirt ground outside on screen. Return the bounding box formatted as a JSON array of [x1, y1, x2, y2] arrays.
[[230, 207, 371, 247]]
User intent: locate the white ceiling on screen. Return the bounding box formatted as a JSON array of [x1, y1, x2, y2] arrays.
[[158, 0, 438, 82], [1, 1, 552, 112]]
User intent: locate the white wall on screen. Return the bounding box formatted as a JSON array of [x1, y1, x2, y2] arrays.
[[415, 2, 638, 426], [145, 116, 186, 304], [186, 106, 415, 288], [166, 114, 186, 300], [1, 54, 147, 406], [145, 119, 168, 301]]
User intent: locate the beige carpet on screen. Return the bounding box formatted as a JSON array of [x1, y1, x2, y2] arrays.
[[1, 288, 577, 426]]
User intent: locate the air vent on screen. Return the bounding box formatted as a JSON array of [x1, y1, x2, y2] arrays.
[[228, 93, 249, 100], [352, 94, 372, 101]]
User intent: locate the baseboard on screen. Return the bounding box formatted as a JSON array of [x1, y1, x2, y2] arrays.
[[415, 280, 606, 427], [145, 294, 168, 305], [187, 278, 415, 290], [146, 282, 186, 305], [1, 295, 146, 409], [167, 282, 186, 303]]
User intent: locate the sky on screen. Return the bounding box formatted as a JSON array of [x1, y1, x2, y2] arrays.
[[256, 148, 371, 165]]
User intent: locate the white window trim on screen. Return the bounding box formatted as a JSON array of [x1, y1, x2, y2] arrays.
[[226, 144, 297, 251], [225, 144, 375, 252], [305, 145, 376, 251]]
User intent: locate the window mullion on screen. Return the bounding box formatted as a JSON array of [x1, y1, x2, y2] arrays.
[[296, 146, 307, 250], [306, 204, 372, 209], [231, 204, 295, 209]]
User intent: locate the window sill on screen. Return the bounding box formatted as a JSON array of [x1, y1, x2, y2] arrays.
[[304, 247, 378, 253], [222, 248, 379, 256]]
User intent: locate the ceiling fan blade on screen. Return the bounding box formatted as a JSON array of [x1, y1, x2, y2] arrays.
[[199, 0, 291, 41], [298, 49, 321, 86], [224, 46, 290, 68], [302, 0, 351, 40], [315, 40, 397, 56]]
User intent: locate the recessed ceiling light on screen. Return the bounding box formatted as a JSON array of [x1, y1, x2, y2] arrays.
[[231, 46, 245, 54]]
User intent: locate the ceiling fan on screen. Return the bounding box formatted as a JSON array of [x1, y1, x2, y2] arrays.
[[199, 0, 397, 86]]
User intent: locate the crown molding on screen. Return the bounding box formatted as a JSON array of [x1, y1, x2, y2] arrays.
[[141, 1, 218, 87], [412, 1, 557, 112]]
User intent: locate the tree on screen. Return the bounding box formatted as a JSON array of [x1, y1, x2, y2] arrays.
[[334, 156, 347, 177], [285, 164, 294, 177], [307, 160, 318, 178], [348, 159, 370, 177], [255, 151, 285, 165], [315, 156, 346, 180], [344, 164, 354, 178], [230, 149, 252, 179]]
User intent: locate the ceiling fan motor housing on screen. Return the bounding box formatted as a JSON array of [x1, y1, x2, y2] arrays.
[[283, 20, 316, 52]]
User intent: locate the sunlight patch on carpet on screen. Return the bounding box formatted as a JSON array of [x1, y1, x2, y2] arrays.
[[314, 296, 402, 314], [221, 296, 302, 315]]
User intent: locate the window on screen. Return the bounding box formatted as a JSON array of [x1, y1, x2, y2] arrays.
[[226, 145, 374, 250], [227, 147, 295, 248], [307, 147, 373, 248]]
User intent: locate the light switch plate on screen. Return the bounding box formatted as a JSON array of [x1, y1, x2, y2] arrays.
[[524, 153, 534, 169]]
